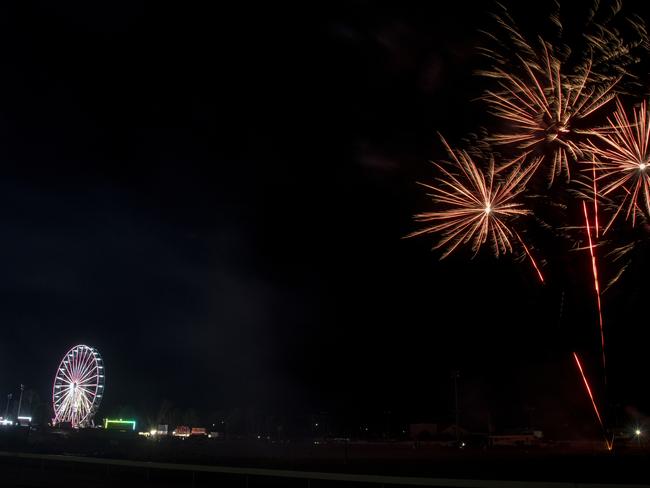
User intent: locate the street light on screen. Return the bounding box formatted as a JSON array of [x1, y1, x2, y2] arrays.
[[635, 428, 642, 447], [451, 370, 460, 444]]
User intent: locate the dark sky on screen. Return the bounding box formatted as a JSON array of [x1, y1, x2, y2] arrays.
[[1, 0, 649, 434]]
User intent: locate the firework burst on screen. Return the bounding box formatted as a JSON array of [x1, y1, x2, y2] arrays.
[[479, 1, 648, 89], [407, 137, 538, 258], [478, 1, 649, 186], [482, 48, 618, 185], [583, 98, 650, 228], [409, 0, 650, 451]]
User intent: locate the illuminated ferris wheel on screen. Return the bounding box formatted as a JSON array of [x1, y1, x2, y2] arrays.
[[52, 345, 105, 427]]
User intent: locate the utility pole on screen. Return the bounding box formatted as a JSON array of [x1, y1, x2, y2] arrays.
[[452, 370, 460, 443], [16, 385, 24, 419], [4, 393, 12, 418], [384, 410, 391, 440]]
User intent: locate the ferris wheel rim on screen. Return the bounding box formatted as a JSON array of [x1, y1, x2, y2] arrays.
[[52, 344, 105, 427]]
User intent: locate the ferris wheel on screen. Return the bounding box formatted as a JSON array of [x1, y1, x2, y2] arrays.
[[52, 344, 105, 427]]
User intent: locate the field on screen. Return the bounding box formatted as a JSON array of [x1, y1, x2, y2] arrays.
[[1, 427, 650, 486]]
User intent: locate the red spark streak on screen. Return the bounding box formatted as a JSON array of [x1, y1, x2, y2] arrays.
[[573, 352, 604, 428], [582, 201, 606, 376], [573, 352, 612, 450], [515, 233, 544, 283], [592, 163, 600, 239]]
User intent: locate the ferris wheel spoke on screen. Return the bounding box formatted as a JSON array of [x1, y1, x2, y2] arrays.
[[75, 348, 88, 374], [69, 349, 82, 380], [75, 385, 96, 398], [77, 373, 99, 385], [57, 398, 72, 417], [74, 385, 91, 403], [55, 376, 72, 388], [77, 371, 98, 385], [76, 354, 96, 383], [53, 387, 68, 397], [53, 393, 67, 403], [73, 348, 91, 381], [53, 387, 69, 399], [61, 401, 72, 416], [71, 349, 85, 381], [57, 366, 74, 383], [77, 398, 92, 420], [77, 363, 98, 383], [58, 370, 72, 385], [78, 356, 97, 377], [74, 350, 89, 374], [54, 388, 72, 402], [68, 351, 77, 378], [60, 390, 74, 405], [80, 393, 92, 412], [57, 368, 73, 383]]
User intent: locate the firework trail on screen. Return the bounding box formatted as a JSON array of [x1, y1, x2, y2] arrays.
[[592, 162, 600, 238], [583, 98, 650, 229], [570, 159, 643, 291], [582, 201, 606, 378], [515, 232, 545, 283], [573, 351, 604, 427], [407, 137, 538, 258], [573, 351, 612, 450]]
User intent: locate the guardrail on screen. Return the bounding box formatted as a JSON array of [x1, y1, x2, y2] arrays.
[[0, 451, 648, 488]]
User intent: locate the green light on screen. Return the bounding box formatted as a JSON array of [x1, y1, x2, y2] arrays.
[[104, 418, 136, 430]]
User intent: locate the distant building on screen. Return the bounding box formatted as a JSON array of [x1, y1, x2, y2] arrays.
[[490, 431, 543, 447], [409, 423, 471, 441], [172, 426, 190, 437], [409, 423, 437, 440], [440, 424, 470, 439], [17, 416, 31, 427]]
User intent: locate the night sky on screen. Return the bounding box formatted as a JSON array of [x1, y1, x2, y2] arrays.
[[1, 0, 650, 435]]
